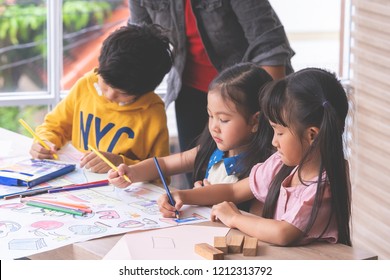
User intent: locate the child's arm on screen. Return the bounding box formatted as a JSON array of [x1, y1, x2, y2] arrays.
[[35, 86, 76, 149], [211, 201, 303, 246], [108, 147, 198, 188], [157, 178, 255, 217]]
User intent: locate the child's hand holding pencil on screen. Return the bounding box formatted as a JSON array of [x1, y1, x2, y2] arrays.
[[30, 140, 58, 160], [19, 119, 59, 160], [87, 145, 131, 182], [80, 149, 124, 174], [157, 189, 183, 219]]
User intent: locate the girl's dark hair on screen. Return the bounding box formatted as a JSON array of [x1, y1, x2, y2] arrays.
[[193, 62, 275, 185], [261, 67, 352, 246]]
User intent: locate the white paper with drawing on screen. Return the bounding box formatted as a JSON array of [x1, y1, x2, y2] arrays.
[[103, 225, 230, 260], [0, 183, 212, 259]]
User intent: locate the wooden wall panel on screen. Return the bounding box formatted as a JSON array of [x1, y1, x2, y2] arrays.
[[350, 0, 390, 259]]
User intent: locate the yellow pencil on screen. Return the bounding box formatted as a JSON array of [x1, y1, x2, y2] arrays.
[[19, 118, 59, 160], [87, 144, 131, 183]]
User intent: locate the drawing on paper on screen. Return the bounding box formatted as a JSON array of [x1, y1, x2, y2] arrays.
[[9, 238, 47, 250], [29, 220, 64, 237], [0, 221, 21, 237], [0, 183, 211, 260], [117, 220, 144, 228], [160, 213, 207, 225], [96, 210, 120, 219], [128, 199, 160, 215], [68, 224, 107, 235]]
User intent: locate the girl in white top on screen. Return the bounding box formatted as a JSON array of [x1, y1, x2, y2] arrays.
[[157, 68, 352, 246], [108, 63, 275, 211]]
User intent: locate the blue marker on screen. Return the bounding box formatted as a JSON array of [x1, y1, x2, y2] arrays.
[[153, 157, 180, 219]]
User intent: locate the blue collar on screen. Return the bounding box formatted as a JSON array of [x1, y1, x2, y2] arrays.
[[205, 149, 242, 178]]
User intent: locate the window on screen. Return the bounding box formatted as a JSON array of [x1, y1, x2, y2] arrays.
[[1, 0, 351, 134], [271, 0, 350, 78], [0, 0, 128, 133]]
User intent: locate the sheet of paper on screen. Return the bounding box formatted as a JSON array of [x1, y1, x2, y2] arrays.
[[103, 225, 230, 260], [0, 130, 213, 260], [0, 130, 31, 166], [0, 183, 212, 260], [56, 143, 84, 164]]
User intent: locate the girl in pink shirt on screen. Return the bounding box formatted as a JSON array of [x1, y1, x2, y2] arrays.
[[158, 68, 351, 246]]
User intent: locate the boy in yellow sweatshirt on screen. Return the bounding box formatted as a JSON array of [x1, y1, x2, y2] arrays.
[[29, 24, 173, 173]]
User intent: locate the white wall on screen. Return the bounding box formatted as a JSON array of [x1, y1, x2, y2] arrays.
[[270, 0, 343, 74]]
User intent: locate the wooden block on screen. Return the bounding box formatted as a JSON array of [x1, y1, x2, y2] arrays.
[[214, 236, 228, 254], [194, 243, 224, 260], [243, 236, 258, 256], [227, 235, 244, 253]]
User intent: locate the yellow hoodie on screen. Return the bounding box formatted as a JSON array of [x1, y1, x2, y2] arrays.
[[36, 69, 169, 165]]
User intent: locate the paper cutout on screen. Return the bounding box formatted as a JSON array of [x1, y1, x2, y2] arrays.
[[152, 236, 175, 249]]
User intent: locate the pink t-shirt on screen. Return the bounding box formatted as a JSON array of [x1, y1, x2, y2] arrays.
[[249, 152, 338, 245]]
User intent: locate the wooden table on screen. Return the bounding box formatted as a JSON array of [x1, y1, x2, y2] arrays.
[[28, 222, 377, 260]]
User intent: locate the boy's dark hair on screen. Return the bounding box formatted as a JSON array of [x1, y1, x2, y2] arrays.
[[98, 23, 173, 96], [193, 63, 275, 193]]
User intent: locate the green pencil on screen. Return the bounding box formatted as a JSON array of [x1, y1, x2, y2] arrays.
[[25, 201, 85, 216]]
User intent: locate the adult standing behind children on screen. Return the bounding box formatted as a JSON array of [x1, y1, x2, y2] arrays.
[[29, 24, 173, 173], [128, 0, 295, 185]]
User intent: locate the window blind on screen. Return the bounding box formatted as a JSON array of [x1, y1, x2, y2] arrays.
[[350, 0, 390, 260]]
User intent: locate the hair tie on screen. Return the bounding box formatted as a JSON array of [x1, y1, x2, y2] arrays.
[[322, 100, 330, 107]]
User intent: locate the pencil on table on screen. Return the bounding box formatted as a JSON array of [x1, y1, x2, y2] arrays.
[[22, 198, 93, 213], [3, 186, 59, 200], [18, 118, 58, 160], [22, 197, 89, 209], [25, 200, 86, 216], [87, 144, 131, 183], [48, 180, 109, 193]]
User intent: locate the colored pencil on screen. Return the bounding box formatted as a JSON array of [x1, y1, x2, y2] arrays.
[[56, 179, 109, 189], [153, 157, 180, 219], [67, 179, 109, 187], [22, 198, 92, 213], [48, 180, 109, 193], [19, 118, 58, 160], [3, 186, 62, 200], [22, 197, 91, 210], [20, 186, 63, 198], [25, 201, 86, 216], [87, 144, 131, 182]]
